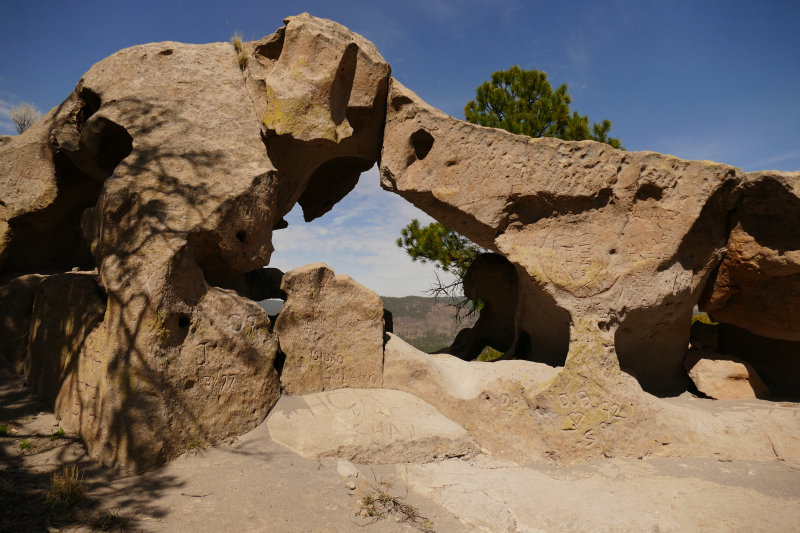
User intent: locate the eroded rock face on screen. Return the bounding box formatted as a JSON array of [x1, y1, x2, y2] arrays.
[[701, 171, 800, 342], [242, 13, 391, 221], [267, 388, 478, 463], [26, 271, 280, 471], [381, 79, 742, 393], [0, 92, 106, 278], [685, 349, 770, 400], [384, 334, 798, 465], [275, 263, 385, 395], [0, 274, 47, 370], [438, 253, 518, 360], [11, 40, 284, 472]]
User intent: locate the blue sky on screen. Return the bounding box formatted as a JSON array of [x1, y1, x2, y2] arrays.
[[1, 0, 798, 295]]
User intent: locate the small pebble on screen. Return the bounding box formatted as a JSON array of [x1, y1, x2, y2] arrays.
[[345, 481, 356, 490]]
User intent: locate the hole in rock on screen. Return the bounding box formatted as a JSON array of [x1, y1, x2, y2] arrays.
[[178, 314, 191, 328], [254, 27, 285, 63], [410, 129, 434, 161], [236, 231, 247, 243], [159, 49, 173, 56], [636, 183, 663, 202], [87, 117, 134, 177], [184, 380, 195, 390]]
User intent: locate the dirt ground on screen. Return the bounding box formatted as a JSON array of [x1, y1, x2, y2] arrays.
[[2, 374, 800, 533]]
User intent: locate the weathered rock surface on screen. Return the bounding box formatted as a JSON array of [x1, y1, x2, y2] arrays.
[[13, 40, 285, 472], [384, 334, 799, 466], [381, 79, 742, 393], [242, 13, 391, 221], [25, 268, 281, 472], [0, 274, 46, 369], [437, 253, 518, 360], [716, 323, 800, 397], [401, 455, 800, 533], [685, 348, 770, 400], [267, 388, 478, 463], [0, 97, 104, 278], [0, 134, 12, 146], [701, 170, 800, 342], [275, 263, 385, 395]]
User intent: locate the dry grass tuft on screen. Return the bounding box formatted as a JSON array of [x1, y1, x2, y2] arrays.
[[354, 475, 435, 532], [231, 31, 248, 71], [89, 507, 131, 531], [45, 463, 88, 508]]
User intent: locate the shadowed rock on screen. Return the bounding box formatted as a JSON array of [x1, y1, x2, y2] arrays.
[[437, 253, 518, 360], [701, 170, 800, 342]]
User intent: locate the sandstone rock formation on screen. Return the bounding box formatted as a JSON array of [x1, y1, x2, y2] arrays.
[[267, 388, 478, 463], [2, 12, 799, 476], [384, 334, 798, 466], [2, 14, 393, 472], [381, 78, 742, 393], [716, 323, 800, 397], [437, 253, 518, 360], [275, 263, 386, 395], [0, 274, 46, 370], [701, 171, 800, 342], [241, 13, 390, 222], [685, 349, 770, 399]]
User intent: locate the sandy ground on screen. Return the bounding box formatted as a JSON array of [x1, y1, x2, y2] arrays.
[[2, 375, 800, 533]]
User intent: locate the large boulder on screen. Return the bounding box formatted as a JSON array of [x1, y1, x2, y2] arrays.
[[241, 13, 391, 222], [684, 348, 770, 400], [26, 272, 280, 471], [1, 14, 393, 472], [381, 78, 742, 393], [0, 92, 106, 278], [267, 388, 478, 463], [275, 263, 386, 395], [701, 170, 800, 342]]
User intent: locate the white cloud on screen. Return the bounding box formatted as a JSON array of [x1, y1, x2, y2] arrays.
[[269, 167, 458, 297], [0, 97, 16, 135], [745, 149, 800, 171]]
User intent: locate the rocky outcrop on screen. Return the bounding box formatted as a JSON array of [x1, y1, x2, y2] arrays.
[[275, 263, 386, 395], [381, 78, 742, 393], [26, 271, 280, 471], [438, 253, 518, 360], [701, 170, 800, 342], [0, 95, 105, 278], [0, 274, 47, 369], [685, 349, 770, 400], [241, 13, 391, 222], [384, 334, 798, 465], [267, 388, 478, 463], [0, 14, 395, 472]]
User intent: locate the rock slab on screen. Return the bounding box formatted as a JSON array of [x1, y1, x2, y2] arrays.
[[685, 349, 770, 400], [267, 388, 478, 463], [275, 263, 386, 395]]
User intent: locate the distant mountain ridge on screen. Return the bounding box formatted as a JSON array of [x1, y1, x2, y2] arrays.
[[382, 296, 475, 353]]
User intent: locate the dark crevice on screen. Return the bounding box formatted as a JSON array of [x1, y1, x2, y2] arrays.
[[254, 27, 285, 64], [502, 188, 614, 228], [329, 43, 359, 126]]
